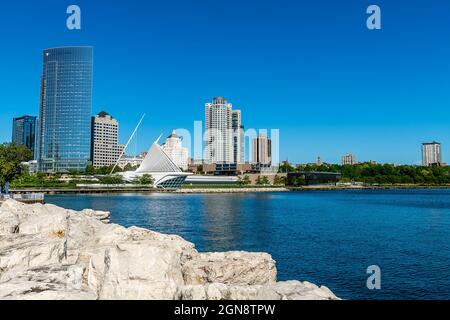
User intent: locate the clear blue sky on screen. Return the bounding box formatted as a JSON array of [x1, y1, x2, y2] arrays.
[[0, 0, 449, 164]]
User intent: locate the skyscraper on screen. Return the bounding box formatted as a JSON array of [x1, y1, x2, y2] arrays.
[[232, 110, 245, 164], [91, 111, 124, 168], [162, 131, 189, 170], [252, 133, 272, 165], [205, 97, 233, 164], [12, 115, 37, 158], [422, 142, 442, 166], [38, 47, 93, 172]]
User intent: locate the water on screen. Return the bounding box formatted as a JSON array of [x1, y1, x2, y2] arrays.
[[45, 189, 450, 300]]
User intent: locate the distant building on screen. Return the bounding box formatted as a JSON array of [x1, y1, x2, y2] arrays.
[[91, 111, 124, 168], [12, 115, 37, 158], [316, 156, 323, 166], [422, 141, 442, 166], [205, 97, 233, 164], [342, 153, 357, 165], [162, 131, 189, 170], [252, 133, 272, 165], [118, 155, 145, 169], [232, 110, 245, 164], [20, 160, 39, 174], [38, 47, 94, 172]]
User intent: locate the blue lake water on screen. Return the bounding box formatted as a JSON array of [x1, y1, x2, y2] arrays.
[[45, 189, 450, 300]]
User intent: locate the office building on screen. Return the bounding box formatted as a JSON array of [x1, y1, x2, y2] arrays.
[[12, 115, 37, 158], [91, 111, 124, 168], [252, 133, 272, 165], [205, 97, 233, 164], [342, 153, 357, 165], [422, 142, 442, 166], [162, 131, 189, 170], [38, 47, 93, 172]]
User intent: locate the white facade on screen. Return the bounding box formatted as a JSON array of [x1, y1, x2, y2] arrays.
[[205, 97, 233, 164], [120, 142, 191, 190], [422, 142, 442, 166], [118, 156, 144, 169], [252, 133, 272, 165], [162, 131, 189, 170], [91, 112, 124, 168], [342, 153, 357, 165]]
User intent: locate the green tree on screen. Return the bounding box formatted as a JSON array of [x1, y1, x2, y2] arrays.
[[256, 176, 270, 186], [133, 174, 154, 185], [0, 143, 32, 190], [100, 175, 124, 185], [238, 175, 251, 186], [273, 175, 286, 186], [85, 165, 95, 175], [278, 162, 296, 173]]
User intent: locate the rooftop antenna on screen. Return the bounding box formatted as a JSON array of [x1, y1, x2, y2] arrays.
[[110, 113, 146, 175]]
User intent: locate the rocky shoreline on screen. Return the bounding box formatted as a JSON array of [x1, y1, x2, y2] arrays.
[[0, 200, 339, 300]]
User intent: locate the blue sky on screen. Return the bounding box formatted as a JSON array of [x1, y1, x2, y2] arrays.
[[0, 0, 449, 164]]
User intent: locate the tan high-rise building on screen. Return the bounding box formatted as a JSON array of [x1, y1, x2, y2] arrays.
[[252, 133, 272, 165], [422, 142, 442, 166], [91, 111, 124, 168], [342, 153, 357, 165], [232, 110, 245, 164], [205, 97, 233, 164], [162, 131, 189, 170]]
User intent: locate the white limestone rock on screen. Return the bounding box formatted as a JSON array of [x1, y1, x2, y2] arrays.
[[256, 281, 339, 300], [0, 265, 96, 300], [182, 251, 277, 286]]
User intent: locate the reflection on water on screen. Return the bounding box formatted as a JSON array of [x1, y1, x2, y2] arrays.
[[46, 189, 450, 300]]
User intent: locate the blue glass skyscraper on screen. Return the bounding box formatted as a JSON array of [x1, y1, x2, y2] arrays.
[[38, 47, 93, 172], [12, 115, 37, 158]]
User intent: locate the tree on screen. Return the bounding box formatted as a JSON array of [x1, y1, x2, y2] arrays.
[[100, 175, 124, 185], [273, 175, 286, 186], [0, 143, 32, 191], [133, 174, 154, 185], [278, 162, 296, 173], [85, 165, 95, 175], [256, 176, 270, 186], [238, 175, 251, 186], [124, 163, 138, 172]]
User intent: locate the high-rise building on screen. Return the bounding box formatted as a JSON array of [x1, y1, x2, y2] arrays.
[[422, 142, 442, 166], [91, 111, 124, 168], [232, 110, 245, 164], [162, 131, 189, 170], [12, 115, 37, 158], [342, 153, 357, 165], [205, 97, 233, 164], [38, 47, 93, 172], [252, 133, 272, 165]]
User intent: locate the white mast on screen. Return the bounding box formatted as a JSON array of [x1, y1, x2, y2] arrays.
[[110, 113, 146, 175]]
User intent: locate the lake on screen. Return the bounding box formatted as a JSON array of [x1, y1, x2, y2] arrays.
[[45, 189, 450, 300]]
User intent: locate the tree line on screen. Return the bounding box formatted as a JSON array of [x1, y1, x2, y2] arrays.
[[279, 162, 450, 185]]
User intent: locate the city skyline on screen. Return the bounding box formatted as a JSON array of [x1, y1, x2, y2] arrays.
[[1, 0, 450, 164]]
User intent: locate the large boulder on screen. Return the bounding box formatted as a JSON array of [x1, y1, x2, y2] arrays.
[[0, 200, 340, 300]]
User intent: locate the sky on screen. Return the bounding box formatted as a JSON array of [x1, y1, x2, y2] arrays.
[[0, 0, 449, 164]]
